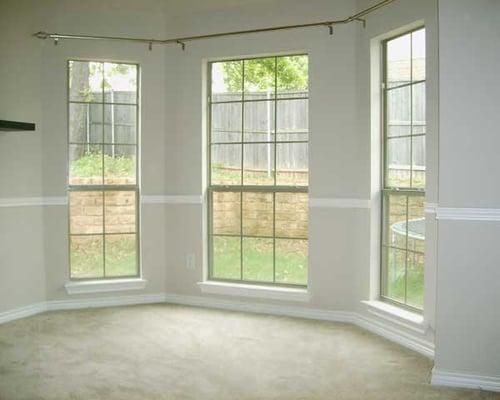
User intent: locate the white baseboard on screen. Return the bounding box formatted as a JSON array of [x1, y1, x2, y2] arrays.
[[431, 367, 500, 392], [0, 302, 47, 324], [46, 293, 167, 311]]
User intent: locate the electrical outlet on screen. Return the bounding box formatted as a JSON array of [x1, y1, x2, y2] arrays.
[[186, 253, 196, 270]]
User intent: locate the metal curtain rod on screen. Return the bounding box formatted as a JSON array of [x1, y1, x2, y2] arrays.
[[34, 0, 397, 49]]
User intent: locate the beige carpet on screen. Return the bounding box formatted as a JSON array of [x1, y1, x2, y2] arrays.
[[0, 304, 498, 400]]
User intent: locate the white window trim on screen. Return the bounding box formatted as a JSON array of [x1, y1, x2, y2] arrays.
[[198, 281, 311, 302], [361, 300, 427, 334], [65, 278, 147, 295]]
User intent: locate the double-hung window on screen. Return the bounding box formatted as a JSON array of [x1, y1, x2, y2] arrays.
[[68, 60, 140, 279], [207, 55, 309, 286], [381, 28, 426, 310]]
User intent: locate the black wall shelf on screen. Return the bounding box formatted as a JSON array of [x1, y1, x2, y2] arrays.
[[0, 120, 36, 132]]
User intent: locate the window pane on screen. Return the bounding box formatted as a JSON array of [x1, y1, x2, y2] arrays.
[[242, 192, 273, 237], [277, 55, 308, 99], [211, 144, 242, 185], [386, 34, 411, 88], [387, 86, 411, 137], [103, 63, 137, 104], [406, 251, 424, 309], [412, 29, 426, 81], [386, 137, 411, 187], [382, 246, 406, 303], [412, 136, 425, 189], [412, 82, 426, 130], [382, 192, 408, 249], [276, 143, 308, 186], [276, 99, 308, 142], [243, 101, 274, 143], [408, 196, 425, 253], [69, 191, 103, 235], [105, 234, 137, 277], [275, 192, 308, 239], [69, 103, 103, 144], [211, 103, 242, 143], [104, 191, 136, 234], [69, 61, 103, 102], [104, 144, 136, 185], [243, 144, 274, 185], [244, 58, 275, 98], [70, 235, 104, 279], [211, 61, 242, 102], [242, 237, 273, 282], [212, 191, 241, 235], [69, 144, 103, 185], [212, 236, 241, 280], [275, 239, 308, 285], [104, 104, 137, 144]]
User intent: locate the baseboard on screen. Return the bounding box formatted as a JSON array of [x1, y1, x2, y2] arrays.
[[0, 302, 47, 324], [45, 293, 167, 311], [356, 314, 434, 358], [431, 367, 500, 392]]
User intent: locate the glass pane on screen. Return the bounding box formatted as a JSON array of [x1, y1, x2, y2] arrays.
[[243, 144, 274, 185], [382, 246, 406, 303], [386, 137, 411, 187], [69, 191, 103, 235], [70, 235, 104, 279], [277, 55, 308, 99], [211, 103, 242, 143], [243, 101, 274, 143], [103, 63, 137, 104], [275, 192, 308, 239], [104, 144, 136, 185], [105, 234, 137, 277], [406, 251, 424, 309], [69, 144, 103, 185], [211, 61, 242, 102], [69, 61, 103, 102], [276, 143, 308, 186], [387, 85, 411, 137], [242, 237, 273, 282], [275, 239, 308, 285], [242, 192, 273, 237], [412, 29, 426, 81], [212, 191, 241, 235], [386, 33, 411, 88], [244, 58, 275, 99], [212, 236, 241, 280], [412, 136, 426, 189], [408, 195, 425, 253], [104, 191, 136, 234], [69, 103, 103, 144], [412, 82, 426, 129], [382, 192, 408, 249], [276, 99, 308, 142], [104, 104, 137, 144], [211, 144, 242, 185]]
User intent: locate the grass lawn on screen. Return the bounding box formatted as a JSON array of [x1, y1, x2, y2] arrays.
[[211, 236, 307, 286]]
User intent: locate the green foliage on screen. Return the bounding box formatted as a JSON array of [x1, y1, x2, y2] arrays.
[[223, 56, 308, 92], [71, 152, 135, 177]]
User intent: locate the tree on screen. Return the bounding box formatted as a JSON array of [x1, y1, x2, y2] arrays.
[[223, 56, 308, 92]]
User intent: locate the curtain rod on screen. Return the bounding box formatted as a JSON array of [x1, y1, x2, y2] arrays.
[[33, 0, 397, 50]]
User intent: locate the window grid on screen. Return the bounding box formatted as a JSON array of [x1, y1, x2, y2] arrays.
[[207, 55, 309, 287], [68, 60, 140, 280], [381, 28, 426, 312]]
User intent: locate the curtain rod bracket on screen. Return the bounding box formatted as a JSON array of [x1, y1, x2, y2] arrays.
[[148, 41, 153, 51], [54, 38, 59, 46], [176, 40, 186, 51], [327, 24, 334, 35]]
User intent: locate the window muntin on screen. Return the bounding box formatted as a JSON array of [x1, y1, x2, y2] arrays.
[[208, 55, 309, 287], [68, 60, 139, 280], [381, 28, 425, 310]]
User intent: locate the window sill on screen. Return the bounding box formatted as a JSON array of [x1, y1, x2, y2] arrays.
[[198, 281, 311, 302], [65, 278, 147, 295], [361, 300, 427, 334]]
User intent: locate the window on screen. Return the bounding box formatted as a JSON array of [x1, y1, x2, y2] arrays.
[[207, 55, 309, 286], [381, 28, 426, 310], [68, 60, 139, 279]]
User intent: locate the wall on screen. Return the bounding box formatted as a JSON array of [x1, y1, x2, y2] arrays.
[[434, 0, 500, 381]]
